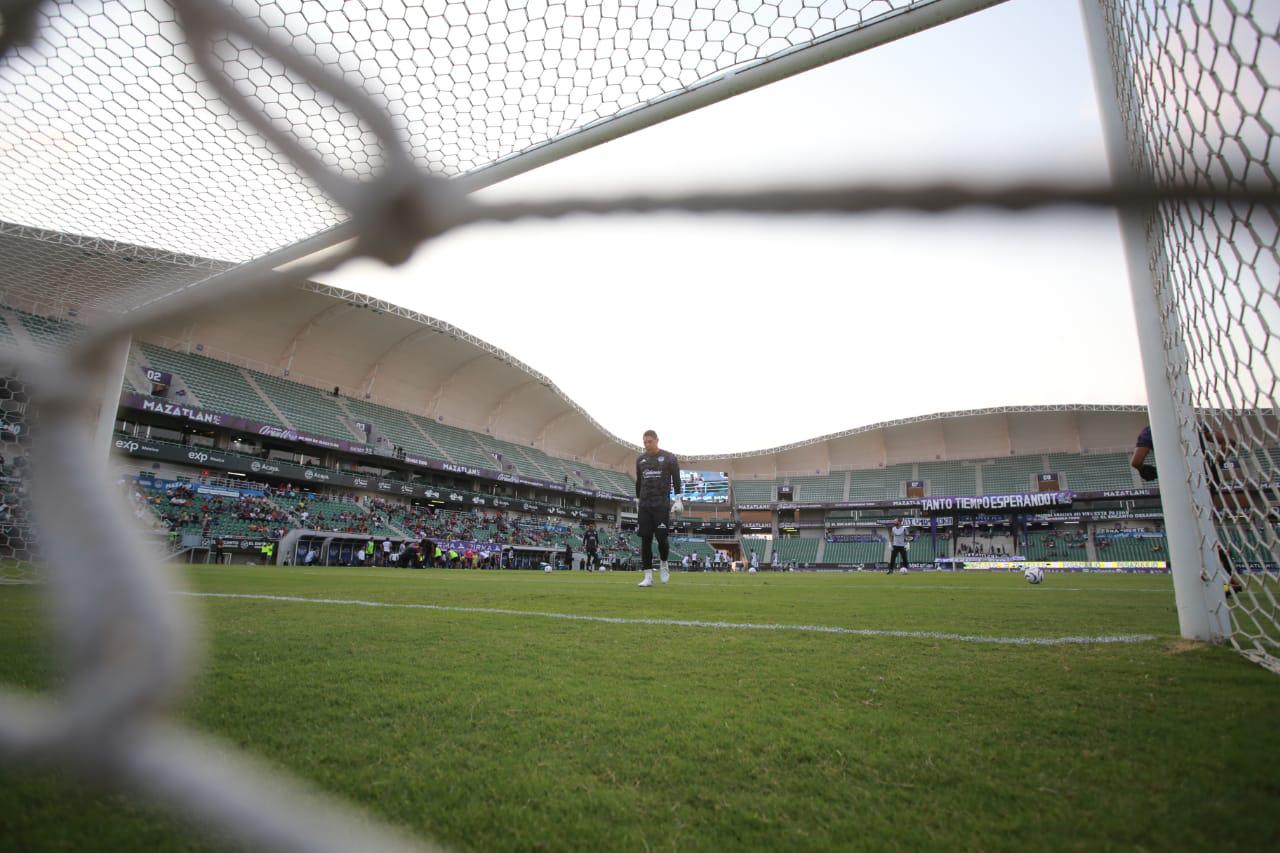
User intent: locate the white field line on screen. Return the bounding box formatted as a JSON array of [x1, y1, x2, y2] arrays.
[[177, 591, 1158, 646]]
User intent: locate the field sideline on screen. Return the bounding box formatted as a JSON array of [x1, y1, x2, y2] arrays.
[[1, 566, 1278, 850]]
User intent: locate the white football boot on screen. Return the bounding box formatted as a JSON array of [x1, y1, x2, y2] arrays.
[[638, 569, 653, 587], [659, 561, 670, 584]]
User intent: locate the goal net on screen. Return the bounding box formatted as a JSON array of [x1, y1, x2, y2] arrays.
[[0, 0, 1276, 850], [1086, 0, 1280, 672]]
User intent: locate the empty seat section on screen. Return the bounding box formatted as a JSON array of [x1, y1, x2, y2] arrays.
[[1095, 533, 1167, 561], [1047, 452, 1134, 492], [592, 467, 635, 495], [1022, 531, 1086, 560], [906, 534, 942, 563], [823, 540, 885, 563], [981, 455, 1044, 494], [476, 435, 555, 479], [345, 398, 441, 460], [733, 479, 775, 503], [16, 310, 79, 350], [412, 417, 498, 469], [918, 460, 976, 497], [787, 473, 845, 502], [772, 537, 819, 563], [138, 344, 282, 427], [250, 372, 351, 438], [847, 464, 914, 501]]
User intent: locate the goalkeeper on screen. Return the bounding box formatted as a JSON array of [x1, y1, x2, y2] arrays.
[[1131, 426, 1159, 483], [635, 429, 683, 588], [1132, 423, 1242, 593]]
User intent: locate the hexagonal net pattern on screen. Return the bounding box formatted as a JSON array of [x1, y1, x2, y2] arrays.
[[1, 0, 958, 269], [1098, 0, 1280, 671]]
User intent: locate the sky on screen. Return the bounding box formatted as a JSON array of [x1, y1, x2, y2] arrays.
[[320, 0, 1149, 457]]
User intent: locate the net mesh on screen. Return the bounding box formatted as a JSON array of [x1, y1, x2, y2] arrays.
[[1, 0, 1278, 850], [1, 0, 950, 266], [1097, 0, 1280, 671]]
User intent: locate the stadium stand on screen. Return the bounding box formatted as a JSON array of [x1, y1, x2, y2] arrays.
[[847, 464, 914, 501], [0, 314, 15, 346], [787, 473, 846, 502], [16, 310, 79, 350], [772, 537, 819, 563], [343, 397, 441, 459], [271, 493, 399, 537], [413, 416, 508, 470], [1022, 530, 1088, 560], [249, 372, 354, 440], [1046, 452, 1135, 492], [133, 479, 292, 540], [128, 345, 635, 495], [733, 478, 775, 503], [473, 433, 556, 479], [1094, 530, 1168, 561], [980, 455, 1045, 494], [917, 460, 976, 497], [823, 539, 885, 563], [907, 533, 944, 563], [138, 345, 284, 428], [1218, 524, 1279, 566], [668, 539, 716, 563], [740, 536, 771, 561]]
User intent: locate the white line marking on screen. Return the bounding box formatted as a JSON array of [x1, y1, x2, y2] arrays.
[[178, 591, 1158, 646]]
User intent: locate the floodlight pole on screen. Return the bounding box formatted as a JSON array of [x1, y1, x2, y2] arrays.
[[1078, 0, 1228, 641]]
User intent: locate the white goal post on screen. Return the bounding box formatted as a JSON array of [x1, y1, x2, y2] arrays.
[[1081, 0, 1280, 670]]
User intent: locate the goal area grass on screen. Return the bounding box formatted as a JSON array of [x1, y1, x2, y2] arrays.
[[2, 566, 1278, 850]]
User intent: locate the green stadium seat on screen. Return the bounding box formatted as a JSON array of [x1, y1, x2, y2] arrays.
[[980, 455, 1045, 495], [918, 460, 977, 497], [847, 464, 914, 501]]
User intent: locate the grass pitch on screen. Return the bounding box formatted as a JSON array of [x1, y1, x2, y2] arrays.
[[1, 566, 1278, 851]]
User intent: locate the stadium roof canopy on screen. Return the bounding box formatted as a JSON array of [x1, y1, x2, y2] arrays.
[[81, 274, 1151, 475]]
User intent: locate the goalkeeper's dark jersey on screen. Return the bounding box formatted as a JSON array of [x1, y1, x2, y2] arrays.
[[636, 450, 681, 508], [583, 529, 599, 551]]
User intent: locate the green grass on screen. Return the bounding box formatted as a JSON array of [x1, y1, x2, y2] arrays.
[[2, 567, 1279, 851]]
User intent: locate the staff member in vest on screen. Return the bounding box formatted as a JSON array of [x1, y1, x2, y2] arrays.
[[635, 429, 683, 588], [887, 519, 909, 574]]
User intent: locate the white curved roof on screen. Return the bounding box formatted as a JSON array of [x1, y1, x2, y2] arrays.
[[122, 278, 1170, 477], [138, 280, 642, 470]]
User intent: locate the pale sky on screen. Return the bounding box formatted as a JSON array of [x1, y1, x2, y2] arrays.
[[321, 0, 1149, 457]]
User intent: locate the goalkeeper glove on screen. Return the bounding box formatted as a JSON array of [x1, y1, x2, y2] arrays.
[[671, 498, 684, 514], [1138, 464, 1158, 482]]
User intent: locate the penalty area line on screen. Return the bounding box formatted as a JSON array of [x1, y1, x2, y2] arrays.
[[177, 591, 1158, 646]]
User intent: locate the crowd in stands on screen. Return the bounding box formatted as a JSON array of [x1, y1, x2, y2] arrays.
[[129, 479, 293, 540]]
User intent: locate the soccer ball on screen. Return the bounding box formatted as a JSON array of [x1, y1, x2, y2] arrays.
[[747, 566, 757, 574], [543, 564, 553, 573], [898, 567, 908, 574], [1024, 567, 1044, 584]]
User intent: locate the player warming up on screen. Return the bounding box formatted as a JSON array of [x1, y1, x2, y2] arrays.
[[635, 429, 683, 588]]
